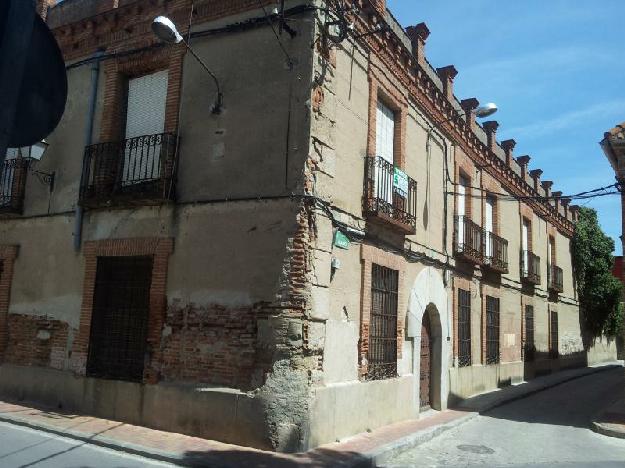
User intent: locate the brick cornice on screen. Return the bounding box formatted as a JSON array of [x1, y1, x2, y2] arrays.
[[350, 7, 575, 237]]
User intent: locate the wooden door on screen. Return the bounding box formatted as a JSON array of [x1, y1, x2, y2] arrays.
[[420, 313, 432, 409]]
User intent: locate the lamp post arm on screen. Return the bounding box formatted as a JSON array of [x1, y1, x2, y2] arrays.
[[183, 40, 223, 113]]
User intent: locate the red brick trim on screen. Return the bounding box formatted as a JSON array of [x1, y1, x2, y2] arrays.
[[0, 245, 19, 360], [367, 68, 408, 169], [71, 237, 174, 383], [359, 244, 406, 379], [99, 45, 185, 142]]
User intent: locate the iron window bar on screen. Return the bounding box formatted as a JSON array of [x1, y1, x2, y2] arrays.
[[483, 230, 509, 273], [485, 296, 500, 365], [548, 264, 564, 293], [550, 311, 559, 359], [457, 289, 472, 367], [454, 215, 484, 264], [0, 157, 31, 214], [520, 250, 541, 285], [523, 305, 535, 362], [367, 264, 399, 381], [80, 132, 178, 207]]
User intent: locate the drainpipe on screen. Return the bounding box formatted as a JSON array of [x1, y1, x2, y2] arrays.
[[73, 50, 103, 251]]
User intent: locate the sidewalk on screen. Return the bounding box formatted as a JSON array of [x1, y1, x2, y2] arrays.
[[0, 362, 621, 468], [592, 394, 625, 440]]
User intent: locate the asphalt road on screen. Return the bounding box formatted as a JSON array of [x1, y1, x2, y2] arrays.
[[382, 367, 625, 468], [0, 421, 176, 468]]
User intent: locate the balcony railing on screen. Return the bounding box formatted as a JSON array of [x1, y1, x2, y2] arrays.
[[454, 215, 484, 264], [80, 132, 177, 208], [548, 264, 564, 293], [521, 250, 541, 285], [364, 156, 417, 234], [483, 231, 509, 273], [0, 157, 30, 215]]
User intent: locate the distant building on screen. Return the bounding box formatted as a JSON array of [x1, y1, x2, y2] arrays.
[[613, 256, 623, 286], [0, 0, 617, 453]]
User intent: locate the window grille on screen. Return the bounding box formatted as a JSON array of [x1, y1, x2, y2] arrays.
[[368, 264, 398, 380], [458, 289, 471, 367], [87, 256, 153, 382], [485, 296, 500, 365], [550, 311, 559, 358], [524, 305, 535, 361]]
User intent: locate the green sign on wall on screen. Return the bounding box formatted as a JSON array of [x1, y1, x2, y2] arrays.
[[333, 230, 350, 250]]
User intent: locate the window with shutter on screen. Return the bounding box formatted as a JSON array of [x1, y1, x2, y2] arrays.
[[457, 289, 471, 367], [122, 70, 169, 186]]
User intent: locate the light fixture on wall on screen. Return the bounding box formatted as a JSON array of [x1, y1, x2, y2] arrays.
[[439, 102, 498, 126], [151, 16, 223, 114], [15, 140, 55, 192]]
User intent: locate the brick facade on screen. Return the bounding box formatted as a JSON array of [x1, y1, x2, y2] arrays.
[[160, 302, 258, 389], [0, 245, 19, 359], [4, 314, 69, 370]]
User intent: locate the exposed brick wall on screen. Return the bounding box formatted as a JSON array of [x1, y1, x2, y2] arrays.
[[160, 302, 257, 389], [0, 245, 19, 359], [4, 314, 69, 370]]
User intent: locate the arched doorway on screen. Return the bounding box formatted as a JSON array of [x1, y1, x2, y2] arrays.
[[407, 267, 450, 413], [420, 312, 432, 409]]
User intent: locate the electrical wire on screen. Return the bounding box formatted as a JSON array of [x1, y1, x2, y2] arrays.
[[255, 0, 294, 68]]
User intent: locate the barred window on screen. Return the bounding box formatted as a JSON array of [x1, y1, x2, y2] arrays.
[[368, 264, 399, 380], [485, 296, 500, 365], [550, 311, 559, 358], [524, 305, 535, 362], [458, 289, 471, 367]]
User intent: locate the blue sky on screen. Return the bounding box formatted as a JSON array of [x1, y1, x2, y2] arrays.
[[387, 0, 625, 254]]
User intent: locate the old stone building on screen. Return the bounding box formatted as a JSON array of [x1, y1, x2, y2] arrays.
[[0, 0, 617, 453]]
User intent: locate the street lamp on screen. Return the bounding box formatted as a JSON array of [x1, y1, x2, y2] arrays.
[[152, 16, 223, 114], [14, 140, 55, 191], [439, 102, 498, 127]]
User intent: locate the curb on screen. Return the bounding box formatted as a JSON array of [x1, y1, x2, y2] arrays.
[[363, 412, 477, 467], [0, 363, 621, 468], [591, 421, 625, 440], [0, 415, 185, 466], [457, 363, 622, 414]]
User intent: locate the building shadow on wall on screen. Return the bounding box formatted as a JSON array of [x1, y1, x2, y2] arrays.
[[449, 362, 623, 432]]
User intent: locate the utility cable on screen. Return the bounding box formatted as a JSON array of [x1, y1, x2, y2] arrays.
[[255, 0, 294, 68]]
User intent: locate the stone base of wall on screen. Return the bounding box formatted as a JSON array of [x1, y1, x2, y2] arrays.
[[308, 376, 416, 448], [0, 364, 272, 450]]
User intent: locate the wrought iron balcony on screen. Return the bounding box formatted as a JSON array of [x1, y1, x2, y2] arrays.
[[363, 156, 417, 234], [0, 157, 31, 216], [483, 231, 509, 273], [548, 264, 564, 293], [79, 132, 177, 208], [521, 250, 541, 285], [454, 215, 484, 264]]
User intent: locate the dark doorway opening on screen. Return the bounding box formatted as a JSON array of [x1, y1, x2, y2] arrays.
[[87, 256, 153, 382], [420, 312, 432, 410]]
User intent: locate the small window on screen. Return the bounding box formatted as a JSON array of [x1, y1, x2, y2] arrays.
[[524, 305, 535, 361], [485, 296, 500, 365], [368, 264, 398, 380], [550, 311, 559, 358], [458, 289, 472, 367]]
